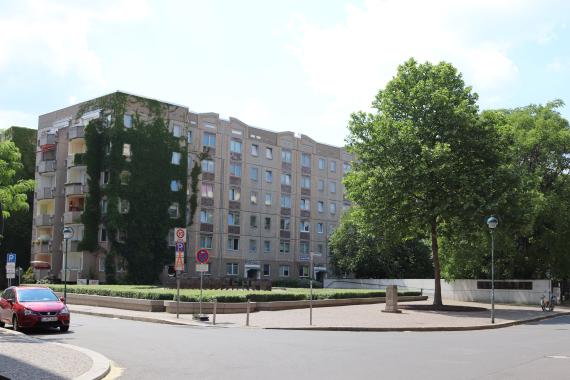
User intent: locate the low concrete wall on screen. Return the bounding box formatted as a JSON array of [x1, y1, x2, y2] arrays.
[[324, 279, 551, 305], [164, 301, 248, 314], [58, 293, 166, 312]]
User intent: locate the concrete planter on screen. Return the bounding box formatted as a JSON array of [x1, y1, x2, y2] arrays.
[[58, 293, 166, 312], [164, 301, 251, 314]]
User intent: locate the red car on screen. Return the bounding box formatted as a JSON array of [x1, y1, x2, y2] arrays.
[[0, 286, 70, 332]]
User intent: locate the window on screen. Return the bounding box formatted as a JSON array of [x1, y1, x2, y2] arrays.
[[301, 176, 311, 189], [250, 215, 258, 228], [317, 223, 324, 234], [328, 224, 336, 236], [280, 217, 290, 230], [123, 114, 132, 129], [264, 217, 271, 230], [120, 170, 130, 185], [318, 201, 324, 213], [204, 122, 216, 129], [330, 202, 337, 214], [229, 188, 241, 201], [171, 152, 181, 165], [265, 193, 272, 206], [100, 227, 107, 242], [170, 180, 182, 192], [123, 144, 132, 158], [201, 183, 214, 198], [102, 170, 110, 185], [230, 163, 241, 177], [250, 167, 258, 181], [300, 242, 309, 255], [300, 198, 310, 211], [100, 198, 108, 215], [251, 144, 259, 156], [228, 212, 240, 226], [280, 173, 291, 185], [250, 191, 258, 204], [227, 237, 240, 251], [330, 160, 337, 172], [203, 132, 216, 148], [200, 210, 213, 224], [263, 264, 270, 276], [168, 203, 179, 219], [118, 230, 127, 243], [299, 265, 309, 278], [172, 124, 182, 138], [343, 162, 351, 174], [200, 235, 213, 249], [281, 150, 292, 163], [318, 158, 326, 170], [265, 170, 273, 183], [317, 244, 324, 254], [318, 179, 325, 192], [300, 221, 310, 232], [230, 140, 242, 153], [99, 256, 106, 272], [249, 239, 257, 253], [279, 265, 290, 277], [301, 153, 311, 167], [201, 159, 215, 173], [119, 199, 130, 214], [264, 240, 271, 253], [265, 147, 273, 159], [280, 240, 290, 254], [227, 263, 239, 276], [187, 130, 192, 144], [280, 194, 291, 208], [329, 181, 337, 194]]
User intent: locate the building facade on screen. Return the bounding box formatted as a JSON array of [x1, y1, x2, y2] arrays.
[[31, 92, 352, 283]]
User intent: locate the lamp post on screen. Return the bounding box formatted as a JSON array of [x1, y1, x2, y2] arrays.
[[62, 226, 74, 304], [486, 216, 498, 324]]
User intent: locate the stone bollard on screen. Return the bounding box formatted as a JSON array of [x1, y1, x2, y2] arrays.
[[382, 285, 402, 313]]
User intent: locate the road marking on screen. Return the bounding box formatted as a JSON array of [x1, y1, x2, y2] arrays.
[[546, 355, 569, 359], [102, 361, 124, 379]]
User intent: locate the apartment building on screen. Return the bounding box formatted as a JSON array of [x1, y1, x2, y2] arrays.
[[31, 92, 352, 283]]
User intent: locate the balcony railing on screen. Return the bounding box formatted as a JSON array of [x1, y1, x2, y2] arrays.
[[64, 211, 82, 224], [65, 183, 86, 196], [35, 214, 54, 226], [38, 160, 56, 174], [36, 187, 55, 200], [32, 241, 52, 255], [39, 133, 56, 146], [67, 153, 86, 168], [68, 125, 85, 140]]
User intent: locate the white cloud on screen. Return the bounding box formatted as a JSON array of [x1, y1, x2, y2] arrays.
[[287, 0, 560, 135], [0, 109, 37, 129], [0, 0, 150, 90]]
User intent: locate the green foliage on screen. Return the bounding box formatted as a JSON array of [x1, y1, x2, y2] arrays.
[[346, 58, 504, 304], [0, 141, 35, 219], [43, 284, 420, 302]]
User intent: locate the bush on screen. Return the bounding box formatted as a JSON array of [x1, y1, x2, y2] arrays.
[[20, 267, 35, 284], [272, 278, 323, 288]]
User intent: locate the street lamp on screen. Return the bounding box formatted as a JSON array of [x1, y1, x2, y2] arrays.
[[62, 226, 74, 304], [486, 216, 498, 324]]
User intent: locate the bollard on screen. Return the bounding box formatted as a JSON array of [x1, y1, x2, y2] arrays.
[[213, 298, 217, 325], [246, 299, 250, 326]]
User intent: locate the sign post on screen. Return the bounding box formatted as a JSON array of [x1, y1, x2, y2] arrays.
[[174, 228, 186, 319], [6, 253, 16, 287], [195, 248, 210, 321]]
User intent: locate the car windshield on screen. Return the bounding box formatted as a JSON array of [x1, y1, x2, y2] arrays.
[[17, 288, 60, 302]]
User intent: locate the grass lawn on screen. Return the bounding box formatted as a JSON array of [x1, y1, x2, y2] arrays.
[[43, 284, 421, 303]]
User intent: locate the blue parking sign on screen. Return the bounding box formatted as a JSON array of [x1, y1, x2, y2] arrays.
[[7, 253, 16, 263]]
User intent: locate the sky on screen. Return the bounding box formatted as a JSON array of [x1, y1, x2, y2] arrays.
[[0, 0, 569, 147]]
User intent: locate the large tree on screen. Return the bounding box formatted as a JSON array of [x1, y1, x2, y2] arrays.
[[345, 58, 503, 305], [0, 140, 35, 219]]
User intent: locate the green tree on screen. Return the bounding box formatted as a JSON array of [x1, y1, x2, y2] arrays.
[[0, 141, 35, 219], [345, 58, 503, 305]]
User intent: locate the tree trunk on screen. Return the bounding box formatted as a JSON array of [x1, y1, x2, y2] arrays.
[[431, 219, 443, 306]]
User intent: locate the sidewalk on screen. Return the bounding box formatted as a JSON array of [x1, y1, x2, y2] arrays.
[[68, 299, 570, 331], [0, 328, 110, 380]]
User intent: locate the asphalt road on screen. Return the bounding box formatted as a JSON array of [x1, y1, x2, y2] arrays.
[[30, 314, 570, 380]]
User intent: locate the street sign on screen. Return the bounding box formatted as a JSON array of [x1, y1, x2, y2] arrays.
[[174, 251, 185, 272], [196, 263, 209, 272], [175, 241, 185, 252], [196, 248, 209, 264], [7, 253, 16, 263], [299, 255, 310, 261], [174, 227, 186, 243]]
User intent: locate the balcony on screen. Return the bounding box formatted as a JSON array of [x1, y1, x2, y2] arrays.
[[65, 183, 87, 196], [39, 133, 56, 146], [36, 187, 55, 200], [67, 153, 86, 168], [35, 214, 54, 226], [63, 240, 82, 252], [32, 241, 52, 255], [69, 125, 85, 140], [38, 160, 56, 174], [64, 211, 82, 224]]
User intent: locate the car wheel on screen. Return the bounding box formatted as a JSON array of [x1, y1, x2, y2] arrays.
[[0, 321, 5, 328], [12, 316, 20, 332], [60, 325, 69, 333]]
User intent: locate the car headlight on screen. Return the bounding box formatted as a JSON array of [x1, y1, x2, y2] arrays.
[[59, 306, 69, 315], [24, 308, 37, 316]]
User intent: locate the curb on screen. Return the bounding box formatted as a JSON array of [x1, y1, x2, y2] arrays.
[[0, 328, 111, 380], [72, 309, 210, 327], [264, 311, 570, 332]]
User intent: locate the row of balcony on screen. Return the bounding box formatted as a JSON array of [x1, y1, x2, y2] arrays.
[[32, 240, 82, 255], [35, 211, 83, 226]]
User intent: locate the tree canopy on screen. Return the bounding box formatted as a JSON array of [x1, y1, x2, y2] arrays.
[[0, 140, 35, 220]]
